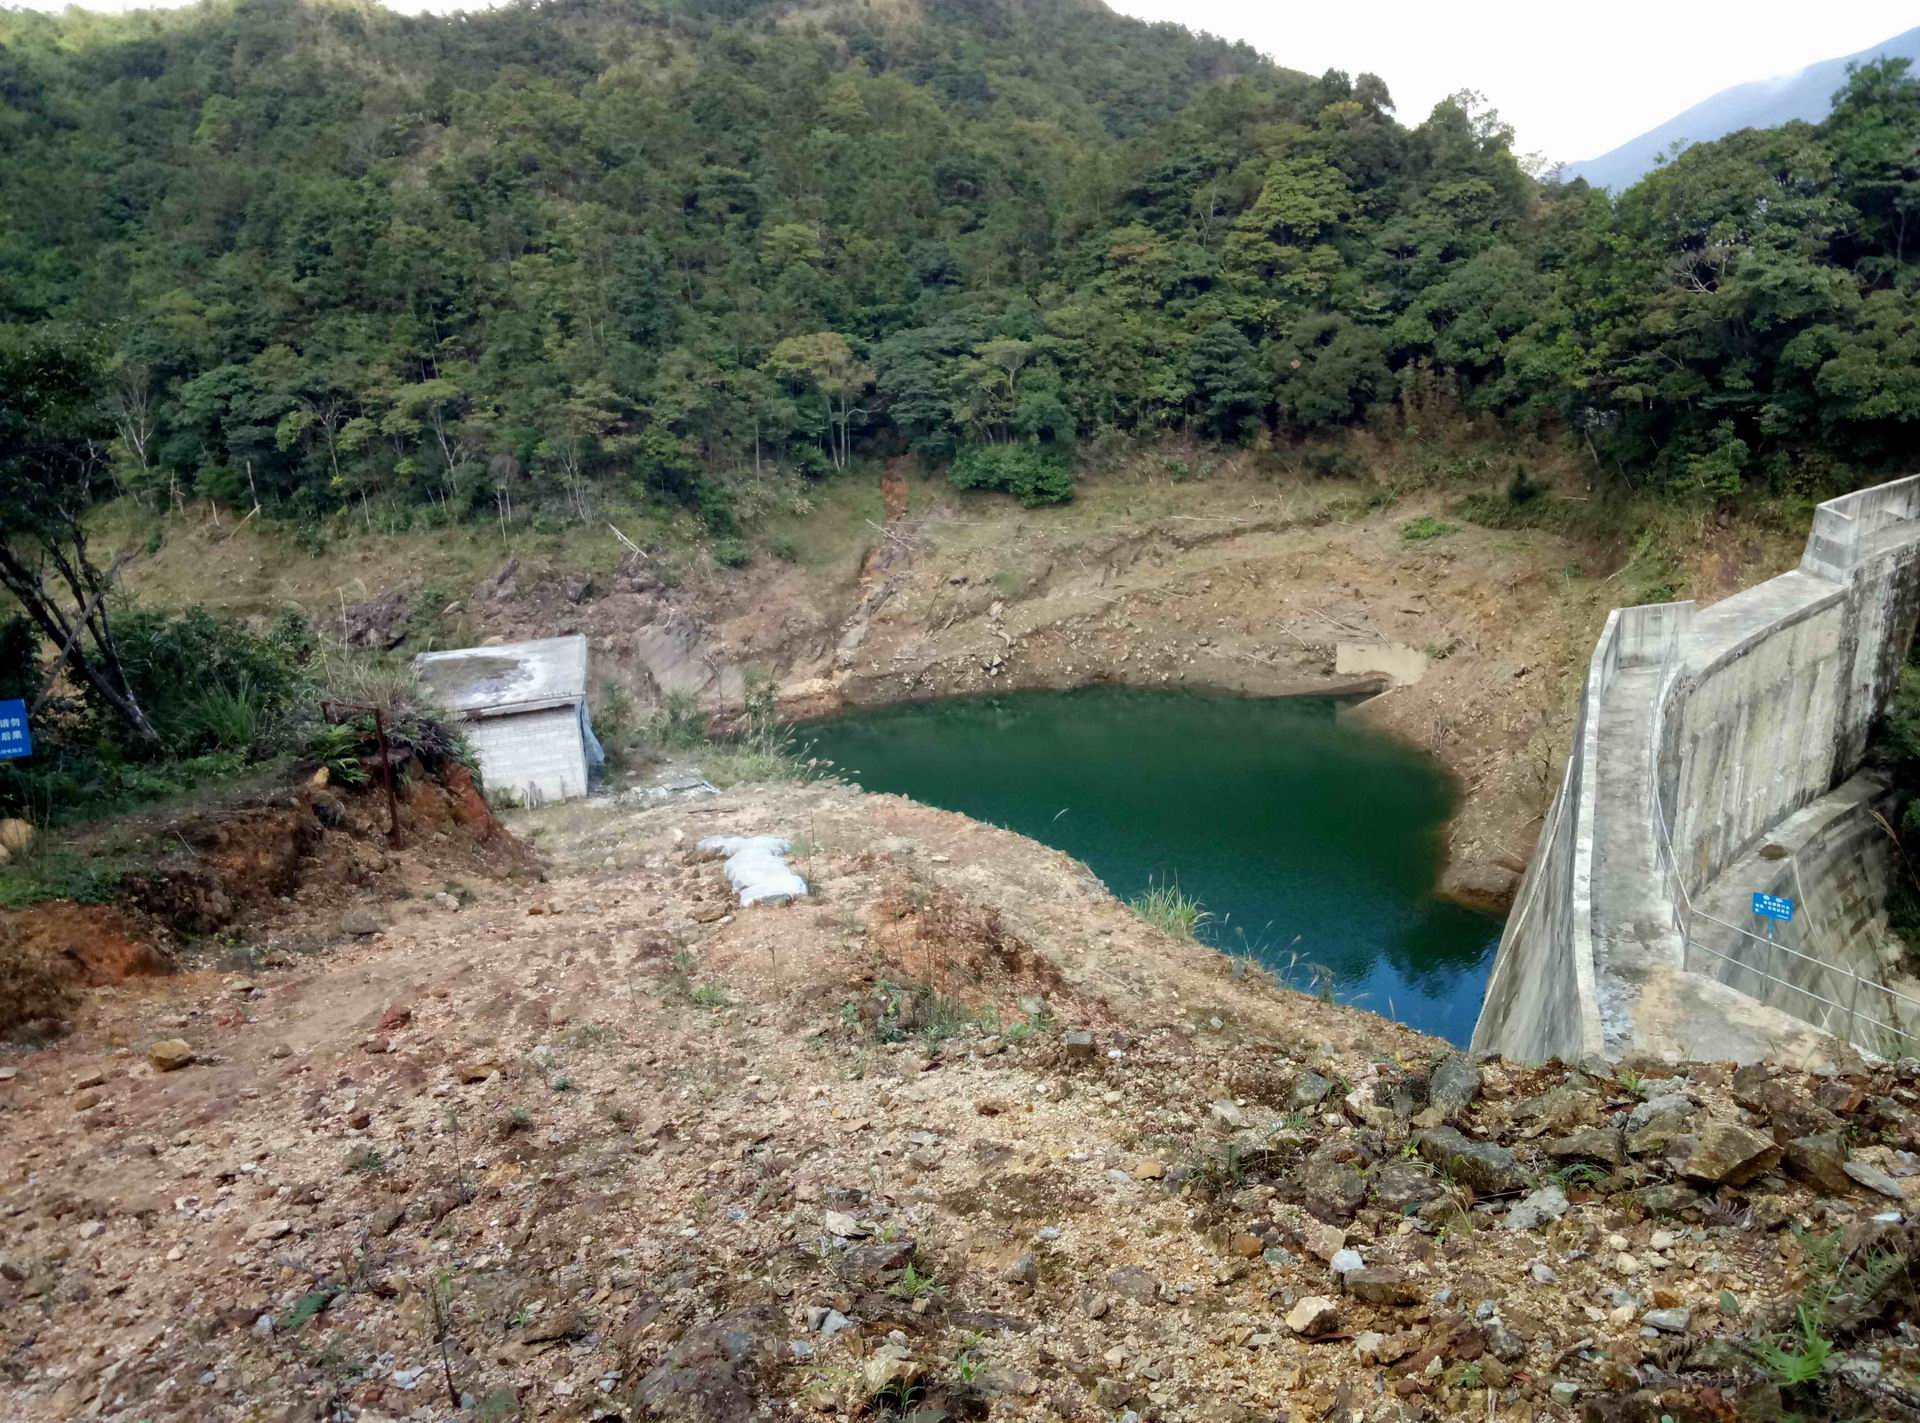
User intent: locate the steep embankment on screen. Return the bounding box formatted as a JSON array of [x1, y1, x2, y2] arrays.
[[0, 757, 539, 1040], [4, 778, 1919, 1422]]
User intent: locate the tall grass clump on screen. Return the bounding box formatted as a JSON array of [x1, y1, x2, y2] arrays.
[[1129, 880, 1211, 940], [699, 672, 828, 787], [649, 688, 708, 749], [181, 674, 266, 754]]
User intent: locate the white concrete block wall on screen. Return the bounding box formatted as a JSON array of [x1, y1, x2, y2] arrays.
[[466, 706, 589, 806]]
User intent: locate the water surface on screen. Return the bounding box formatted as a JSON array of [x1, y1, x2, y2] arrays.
[[800, 686, 1499, 1044]]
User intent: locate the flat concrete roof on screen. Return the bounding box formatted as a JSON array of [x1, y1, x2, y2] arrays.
[[413, 634, 588, 717]]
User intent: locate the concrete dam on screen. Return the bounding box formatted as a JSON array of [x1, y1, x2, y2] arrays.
[[1473, 475, 1920, 1065]]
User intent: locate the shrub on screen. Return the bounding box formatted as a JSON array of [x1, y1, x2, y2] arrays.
[[650, 689, 707, 749], [113, 607, 314, 757], [0, 616, 41, 700], [1400, 515, 1457, 542], [181, 676, 267, 755], [310, 645, 470, 773], [696, 479, 737, 535], [949, 445, 1074, 507], [1506, 468, 1544, 504], [711, 536, 750, 568], [305, 722, 370, 786]]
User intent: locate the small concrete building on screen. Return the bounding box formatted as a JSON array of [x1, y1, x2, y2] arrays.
[[414, 635, 603, 806]]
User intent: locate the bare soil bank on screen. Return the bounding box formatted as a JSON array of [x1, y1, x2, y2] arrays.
[[118, 455, 1806, 912]]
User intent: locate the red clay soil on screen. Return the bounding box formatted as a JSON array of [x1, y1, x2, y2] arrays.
[[0, 760, 539, 1040], [8, 902, 168, 987]]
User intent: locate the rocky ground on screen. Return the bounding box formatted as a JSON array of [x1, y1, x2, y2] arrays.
[[5, 774, 1920, 1422]]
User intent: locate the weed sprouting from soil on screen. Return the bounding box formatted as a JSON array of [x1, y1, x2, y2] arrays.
[[1400, 515, 1457, 542], [1129, 880, 1210, 940]]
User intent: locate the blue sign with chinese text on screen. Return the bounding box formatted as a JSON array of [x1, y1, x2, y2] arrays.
[[1752, 892, 1795, 923], [0, 700, 29, 760]]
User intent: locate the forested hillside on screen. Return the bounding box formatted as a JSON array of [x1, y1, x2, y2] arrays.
[[2, 0, 1917, 534]]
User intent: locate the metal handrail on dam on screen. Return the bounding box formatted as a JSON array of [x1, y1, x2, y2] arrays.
[[1474, 473, 1920, 1064], [1654, 477, 1920, 1055], [1647, 622, 1920, 1052]]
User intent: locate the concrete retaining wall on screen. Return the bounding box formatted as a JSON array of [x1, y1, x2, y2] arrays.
[[1470, 642, 1599, 1062], [1475, 474, 1920, 1062], [1470, 604, 1685, 1062]]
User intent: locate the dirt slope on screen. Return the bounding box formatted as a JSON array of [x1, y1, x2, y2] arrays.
[[3, 779, 1918, 1423]]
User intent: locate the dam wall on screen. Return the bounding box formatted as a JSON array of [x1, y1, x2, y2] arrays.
[[1474, 475, 1920, 1064]]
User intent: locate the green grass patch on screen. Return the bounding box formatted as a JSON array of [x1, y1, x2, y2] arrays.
[[0, 851, 126, 909], [1399, 515, 1457, 542], [1129, 880, 1210, 940]]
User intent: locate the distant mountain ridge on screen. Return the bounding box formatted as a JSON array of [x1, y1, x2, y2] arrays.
[[1560, 25, 1920, 190]]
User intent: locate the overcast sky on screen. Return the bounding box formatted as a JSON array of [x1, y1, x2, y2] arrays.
[[1105, 0, 1918, 164], [6, 0, 1916, 164]]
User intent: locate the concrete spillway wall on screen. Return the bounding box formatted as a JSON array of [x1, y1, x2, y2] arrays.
[[1474, 475, 1920, 1064]]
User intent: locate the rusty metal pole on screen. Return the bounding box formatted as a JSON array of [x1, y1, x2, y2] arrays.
[[371, 708, 401, 845]]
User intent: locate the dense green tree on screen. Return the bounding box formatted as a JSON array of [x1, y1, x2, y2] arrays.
[[0, 0, 1913, 521], [0, 328, 158, 740], [1189, 321, 1267, 440]]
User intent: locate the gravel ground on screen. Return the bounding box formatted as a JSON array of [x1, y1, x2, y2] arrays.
[[4, 779, 1918, 1422]]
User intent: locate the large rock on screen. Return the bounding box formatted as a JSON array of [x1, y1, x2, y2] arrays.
[[1344, 1268, 1419, 1306], [1510, 1084, 1601, 1135], [1297, 1157, 1367, 1224], [1677, 1120, 1782, 1187], [1783, 1133, 1852, 1193], [1414, 1126, 1524, 1195], [1210, 1099, 1251, 1130], [1106, 1265, 1160, 1303], [1628, 1183, 1704, 1218], [1503, 1183, 1570, 1231], [479, 559, 521, 601], [1620, 1113, 1697, 1152], [1741, 1076, 1845, 1142], [1292, 1072, 1334, 1109], [338, 588, 413, 650], [339, 907, 388, 938], [835, 1238, 915, 1285], [1429, 1054, 1483, 1118], [148, 1040, 193, 1072], [1285, 1296, 1341, 1337], [1627, 1092, 1696, 1131], [630, 1305, 781, 1421], [862, 1341, 925, 1399], [1842, 1160, 1908, 1200], [1545, 1127, 1625, 1168], [1369, 1159, 1445, 1212]]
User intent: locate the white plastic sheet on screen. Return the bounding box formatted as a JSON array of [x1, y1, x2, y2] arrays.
[[698, 835, 809, 906]]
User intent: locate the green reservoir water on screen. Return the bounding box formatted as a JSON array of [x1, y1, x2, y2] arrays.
[[800, 686, 1500, 1044]]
